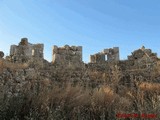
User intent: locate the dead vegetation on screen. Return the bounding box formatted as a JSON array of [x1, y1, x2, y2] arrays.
[[1, 41, 160, 119], [0, 78, 160, 120]]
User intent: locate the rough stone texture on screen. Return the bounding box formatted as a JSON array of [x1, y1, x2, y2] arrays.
[[1, 39, 160, 99], [0, 51, 4, 58], [127, 46, 157, 61], [19, 38, 29, 45], [10, 38, 44, 63], [52, 45, 82, 65], [90, 54, 105, 63], [104, 47, 119, 61], [90, 47, 119, 63]]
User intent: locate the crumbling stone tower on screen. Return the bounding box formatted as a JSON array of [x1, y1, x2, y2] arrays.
[[52, 45, 82, 65], [127, 46, 157, 61], [10, 38, 44, 63], [90, 47, 119, 63]]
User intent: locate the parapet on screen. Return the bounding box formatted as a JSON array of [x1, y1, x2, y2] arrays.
[[52, 45, 82, 65], [90, 47, 119, 63], [10, 38, 44, 63]]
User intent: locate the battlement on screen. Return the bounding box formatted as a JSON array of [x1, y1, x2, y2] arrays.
[[52, 45, 82, 65]]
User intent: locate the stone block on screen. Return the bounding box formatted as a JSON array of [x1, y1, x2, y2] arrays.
[[52, 45, 58, 54], [71, 46, 77, 51], [52, 45, 83, 65], [103, 49, 109, 54], [64, 45, 70, 50], [9, 38, 44, 63], [77, 46, 82, 51], [113, 47, 119, 52], [0, 51, 4, 58], [10, 45, 17, 55], [19, 38, 28, 45], [90, 54, 105, 63]]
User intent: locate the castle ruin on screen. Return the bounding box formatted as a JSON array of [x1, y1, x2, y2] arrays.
[[4, 38, 158, 68], [0, 38, 159, 87], [90, 47, 119, 63], [0, 38, 160, 103], [1, 38, 160, 120], [9, 38, 44, 63], [127, 46, 157, 61], [52, 45, 82, 65]]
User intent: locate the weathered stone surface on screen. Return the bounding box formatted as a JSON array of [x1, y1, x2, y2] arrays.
[[19, 38, 29, 45], [90, 47, 119, 63], [127, 46, 157, 61], [52, 45, 82, 65], [0, 51, 4, 58], [9, 38, 44, 63], [1, 39, 160, 100], [90, 54, 105, 63]]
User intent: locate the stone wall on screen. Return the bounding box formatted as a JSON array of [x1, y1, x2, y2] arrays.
[[0, 51, 4, 58], [127, 46, 158, 61], [1, 40, 160, 99], [90, 47, 119, 63], [8, 39, 158, 72], [90, 54, 105, 63], [52, 45, 82, 65], [10, 38, 44, 63], [103, 47, 119, 61]]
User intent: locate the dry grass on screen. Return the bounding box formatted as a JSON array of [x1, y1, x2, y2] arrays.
[[0, 82, 130, 120], [139, 82, 160, 92], [1, 80, 160, 120]]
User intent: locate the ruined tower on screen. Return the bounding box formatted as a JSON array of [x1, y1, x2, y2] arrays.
[[10, 38, 44, 63], [52, 45, 82, 65], [127, 46, 157, 61]]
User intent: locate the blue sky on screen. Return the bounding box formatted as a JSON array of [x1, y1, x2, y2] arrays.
[[0, 0, 160, 62]]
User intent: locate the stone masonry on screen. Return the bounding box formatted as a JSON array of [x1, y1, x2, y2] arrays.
[[10, 38, 44, 63], [1, 38, 160, 99], [0, 51, 4, 58], [90, 47, 119, 63], [52, 45, 82, 65], [128, 46, 157, 61]]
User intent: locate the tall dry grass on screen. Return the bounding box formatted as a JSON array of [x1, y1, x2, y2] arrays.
[[1, 76, 160, 120]]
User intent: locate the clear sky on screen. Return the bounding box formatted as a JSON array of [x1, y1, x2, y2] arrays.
[[0, 0, 160, 62]]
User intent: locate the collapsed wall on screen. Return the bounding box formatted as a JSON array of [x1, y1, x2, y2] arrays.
[[128, 46, 158, 61]]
